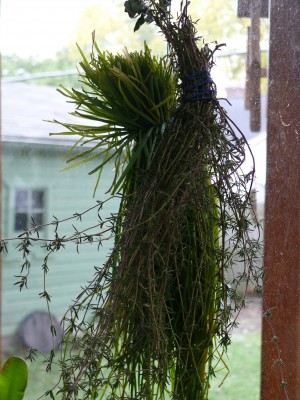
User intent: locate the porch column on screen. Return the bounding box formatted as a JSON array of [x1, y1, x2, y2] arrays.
[[261, 0, 300, 399]]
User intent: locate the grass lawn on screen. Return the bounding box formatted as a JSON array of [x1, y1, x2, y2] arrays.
[[22, 330, 261, 399], [209, 331, 261, 399]]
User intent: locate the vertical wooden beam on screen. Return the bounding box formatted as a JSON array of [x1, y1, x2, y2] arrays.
[[245, 26, 251, 110], [261, 0, 300, 399], [249, 0, 261, 131], [238, 0, 269, 17]]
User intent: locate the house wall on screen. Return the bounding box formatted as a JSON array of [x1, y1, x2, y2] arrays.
[[2, 137, 265, 339], [2, 141, 119, 338]]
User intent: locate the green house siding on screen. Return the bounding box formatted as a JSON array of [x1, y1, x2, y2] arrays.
[[2, 141, 119, 337]]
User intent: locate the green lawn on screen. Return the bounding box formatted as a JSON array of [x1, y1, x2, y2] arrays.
[[209, 331, 261, 399], [22, 331, 261, 399]]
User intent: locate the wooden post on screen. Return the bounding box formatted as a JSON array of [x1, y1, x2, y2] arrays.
[[238, 0, 269, 17], [261, 0, 300, 399], [239, 0, 265, 131], [245, 26, 251, 110], [249, 0, 261, 131]]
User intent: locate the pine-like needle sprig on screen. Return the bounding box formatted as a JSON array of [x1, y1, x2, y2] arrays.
[[51, 42, 177, 196]]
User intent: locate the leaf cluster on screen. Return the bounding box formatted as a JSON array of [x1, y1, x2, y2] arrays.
[[51, 42, 177, 195], [124, 0, 170, 32]]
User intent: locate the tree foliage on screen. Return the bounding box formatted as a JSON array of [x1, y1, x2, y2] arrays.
[[2, 0, 268, 86]]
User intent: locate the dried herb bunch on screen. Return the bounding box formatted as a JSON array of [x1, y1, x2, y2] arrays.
[[44, 2, 262, 399]]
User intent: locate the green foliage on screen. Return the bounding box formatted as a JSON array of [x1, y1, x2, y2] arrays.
[[46, 4, 262, 399], [3, 0, 267, 86], [0, 357, 28, 400], [1, 52, 78, 87], [20, 330, 261, 399], [124, 0, 170, 31], [72, 1, 165, 54], [189, 0, 248, 44], [1, 2, 262, 400], [51, 42, 177, 195]]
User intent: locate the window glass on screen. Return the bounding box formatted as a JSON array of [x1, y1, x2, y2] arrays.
[[14, 188, 45, 231], [15, 189, 28, 210], [31, 190, 44, 209], [14, 213, 27, 231]]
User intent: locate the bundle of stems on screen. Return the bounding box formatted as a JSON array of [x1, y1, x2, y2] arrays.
[[50, 3, 261, 400]]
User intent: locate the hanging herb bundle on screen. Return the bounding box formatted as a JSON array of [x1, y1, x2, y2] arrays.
[[49, 2, 261, 399]]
